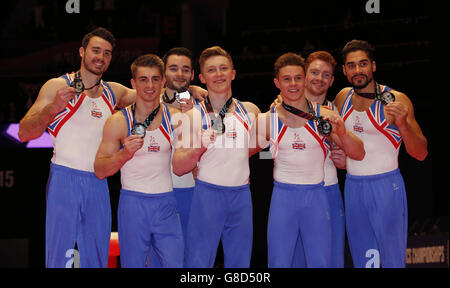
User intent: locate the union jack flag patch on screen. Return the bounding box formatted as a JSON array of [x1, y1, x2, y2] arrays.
[[353, 125, 363, 133], [91, 110, 103, 118], [148, 145, 160, 152], [226, 130, 237, 139], [292, 142, 306, 150]]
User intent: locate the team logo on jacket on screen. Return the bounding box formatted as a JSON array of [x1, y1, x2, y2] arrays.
[[147, 136, 160, 152], [353, 115, 364, 133], [292, 133, 306, 150]]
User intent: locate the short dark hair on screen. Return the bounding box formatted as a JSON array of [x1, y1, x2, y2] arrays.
[[130, 54, 164, 79], [199, 46, 233, 72], [81, 27, 116, 50], [341, 40, 375, 63], [274, 52, 305, 78], [162, 47, 193, 69]]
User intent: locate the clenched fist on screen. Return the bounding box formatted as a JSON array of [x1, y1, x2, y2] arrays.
[[52, 86, 77, 113], [122, 134, 144, 160]]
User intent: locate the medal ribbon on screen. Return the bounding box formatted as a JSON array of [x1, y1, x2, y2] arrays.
[[281, 100, 319, 121], [132, 103, 160, 128], [204, 96, 233, 132], [354, 82, 395, 105], [281, 100, 332, 136], [162, 91, 176, 104], [354, 82, 381, 100], [74, 70, 101, 90]]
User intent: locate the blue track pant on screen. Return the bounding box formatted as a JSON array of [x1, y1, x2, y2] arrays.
[[147, 187, 193, 268], [344, 169, 407, 268], [118, 189, 184, 268], [185, 179, 253, 268], [174, 187, 194, 245], [45, 163, 111, 268], [292, 183, 345, 268], [268, 181, 331, 268]]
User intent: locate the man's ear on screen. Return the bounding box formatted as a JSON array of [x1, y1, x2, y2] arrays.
[[273, 77, 280, 90], [199, 73, 206, 84], [342, 65, 347, 77]]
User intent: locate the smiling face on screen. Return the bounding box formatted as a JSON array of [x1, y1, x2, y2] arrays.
[[164, 54, 194, 92], [199, 55, 236, 95], [274, 65, 306, 102], [80, 36, 112, 76], [305, 59, 334, 97], [342, 50, 376, 89], [131, 66, 166, 102]]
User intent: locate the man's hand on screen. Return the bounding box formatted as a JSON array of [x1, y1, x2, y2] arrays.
[[178, 97, 194, 112], [200, 128, 216, 149], [270, 94, 283, 109], [329, 145, 346, 170], [189, 85, 208, 102], [192, 166, 199, 179], [52, 86, 77, 113], [321, 108, 346, 136], [384, 101, 409, 129], [122, 134, 144, 160]]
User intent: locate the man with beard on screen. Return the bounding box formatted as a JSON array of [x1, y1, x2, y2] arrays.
[[162, 47, 197, 111], [18, 27, 137, 268], [334, 40, 428, 268], [161, 48, 196, 245]]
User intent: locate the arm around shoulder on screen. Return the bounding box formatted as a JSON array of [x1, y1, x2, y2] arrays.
[[242, 101, 264, 157], [249, 109, 270, 157], [107, 81, 136, 109]]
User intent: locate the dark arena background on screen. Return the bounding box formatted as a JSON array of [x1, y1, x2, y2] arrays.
[[0, 0, 448, 269]]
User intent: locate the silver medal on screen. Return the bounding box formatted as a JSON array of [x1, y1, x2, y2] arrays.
[[211, 118, 225, 134], [379, 91, 395, 105], [70, 72, 85, 94], [318, 118, 332, 136], [131, 123, 146, 138]]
